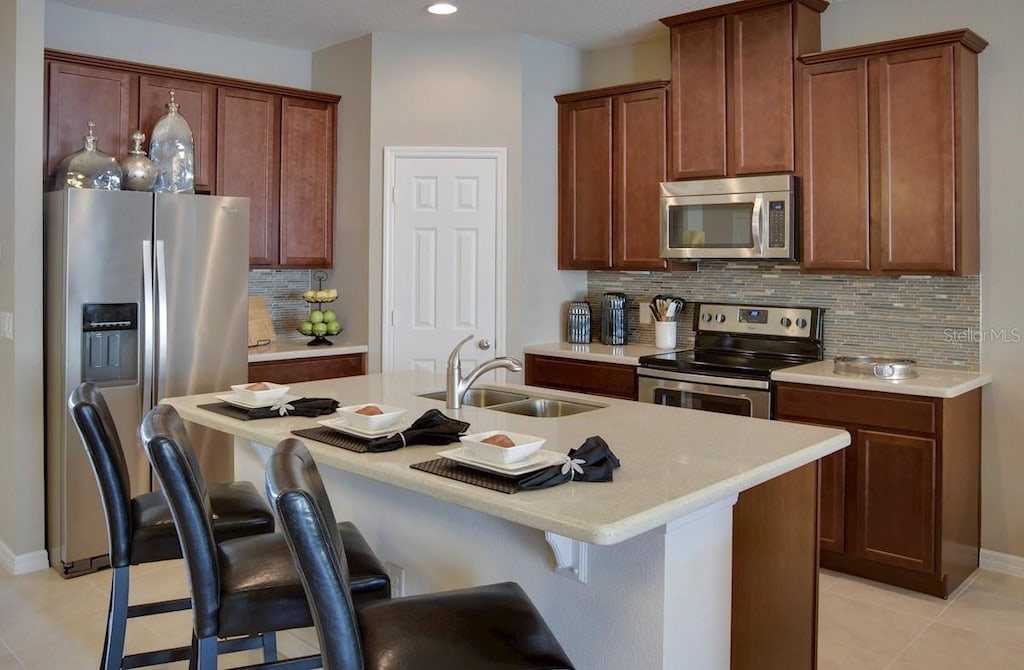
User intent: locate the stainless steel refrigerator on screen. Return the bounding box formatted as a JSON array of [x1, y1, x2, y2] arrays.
[[43, 189, 250, 577]]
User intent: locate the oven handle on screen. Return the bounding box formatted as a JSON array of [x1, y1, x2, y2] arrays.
[[636, 367, 770, 390]]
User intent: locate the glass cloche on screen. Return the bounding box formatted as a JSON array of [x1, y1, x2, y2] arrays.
[[53, 121, 122, 191], [149, 90, 195, 193]]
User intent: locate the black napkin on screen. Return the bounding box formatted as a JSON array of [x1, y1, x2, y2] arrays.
[[365, 409, 470, 453], [246, 397, 339, 419], [518, 435, 621, 490]]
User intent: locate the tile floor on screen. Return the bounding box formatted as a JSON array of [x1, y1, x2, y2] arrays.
[[1, 561, 1023, 668]]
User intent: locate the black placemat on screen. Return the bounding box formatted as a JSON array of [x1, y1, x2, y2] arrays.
[[291, 427, 371, 453], [410, 458, 524, 494], [197, 402, 258, 421]]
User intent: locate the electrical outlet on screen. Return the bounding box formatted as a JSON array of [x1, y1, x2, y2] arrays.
[[0, 311, 13, 340], [384, 561, 405, 597], [639, 304, 651, 325]]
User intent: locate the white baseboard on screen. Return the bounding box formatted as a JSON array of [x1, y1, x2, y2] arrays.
[[0, 539, 49, 576], [980, 548, 1024, 579]]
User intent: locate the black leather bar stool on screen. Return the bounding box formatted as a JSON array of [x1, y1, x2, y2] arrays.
[[140, 404, 390, 669], [69, 382, 278, 670], [266, 438, 576, 670]]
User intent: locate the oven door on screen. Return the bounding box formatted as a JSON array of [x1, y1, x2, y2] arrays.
[[637, 371, 771, 419]]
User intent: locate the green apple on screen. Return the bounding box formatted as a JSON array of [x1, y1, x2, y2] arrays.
[[309, 310, 325, 324], [299, 321, 314, 335], [322, 309, 336, 323], [325, 320, 341, 335], [312, 322, 328, 336]]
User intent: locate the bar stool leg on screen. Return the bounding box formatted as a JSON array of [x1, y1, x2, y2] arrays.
[[261, 631, 277, 662], [102, 566, 129, 670]]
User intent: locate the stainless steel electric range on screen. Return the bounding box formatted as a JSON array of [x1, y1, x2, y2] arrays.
[[637, 302, 825, 419]]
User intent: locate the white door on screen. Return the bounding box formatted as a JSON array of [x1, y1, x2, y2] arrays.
[[383, 147, 507, 374]]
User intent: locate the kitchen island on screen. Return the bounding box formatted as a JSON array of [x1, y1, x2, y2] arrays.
[[162, 371, 849, 669]]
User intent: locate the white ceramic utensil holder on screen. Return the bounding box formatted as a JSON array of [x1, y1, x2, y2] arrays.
[[655, 321, 677, 349]]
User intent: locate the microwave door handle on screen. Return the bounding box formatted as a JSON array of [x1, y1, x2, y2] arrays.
[[750, 194, 764, 253]]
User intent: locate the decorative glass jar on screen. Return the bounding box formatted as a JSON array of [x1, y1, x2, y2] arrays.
[[53, 121, 122, 191], [120, 130, 159, 191], [149, 90, 195, 193]]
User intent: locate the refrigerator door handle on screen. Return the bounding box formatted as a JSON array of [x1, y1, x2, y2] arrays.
[[155, 239, 168, 404], [142, 240, 155, 410]]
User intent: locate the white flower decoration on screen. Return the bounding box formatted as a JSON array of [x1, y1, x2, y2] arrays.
[[560, 456, 586, 480], [272, 401, 295, 416]]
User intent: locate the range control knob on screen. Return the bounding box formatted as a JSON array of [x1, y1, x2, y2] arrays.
[[796, 317, 808, 329], [701, 312, 712, 322], [715, 313, 726, 323], [780, 317, 792, 328]]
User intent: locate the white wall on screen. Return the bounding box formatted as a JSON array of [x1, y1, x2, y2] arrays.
[[312, 36, 373, 351], [583, 35, 671, 89], [44, 2, 311, 88], [518, 36, 587, 353], [0, 0, 46, 574]]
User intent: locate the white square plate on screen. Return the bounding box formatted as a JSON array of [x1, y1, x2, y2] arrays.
[[216, 393, 301, 410], [437, 447, 564, 477], [317, 417, 408, 439]]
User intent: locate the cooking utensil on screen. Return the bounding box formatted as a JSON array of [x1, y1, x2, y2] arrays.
[[833, 356, 918, 379]]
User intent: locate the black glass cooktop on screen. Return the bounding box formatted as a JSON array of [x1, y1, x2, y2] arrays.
[[638, 349, 810, 381]]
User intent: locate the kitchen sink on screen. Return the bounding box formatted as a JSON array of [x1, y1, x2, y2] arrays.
[[416, 388, 530, 408], [416, 388, 604, 416], [487, 398, 603, 418]]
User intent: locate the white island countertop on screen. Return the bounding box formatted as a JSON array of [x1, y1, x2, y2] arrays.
[[163, 371, 848, 545], [772, 359, 991, 398], [247, 337, 368, 362]]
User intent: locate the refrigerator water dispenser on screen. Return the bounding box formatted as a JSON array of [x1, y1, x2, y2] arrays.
[[81, 303, 138, 383]]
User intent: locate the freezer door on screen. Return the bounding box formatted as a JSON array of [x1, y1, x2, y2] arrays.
[[43, 189, 155, 573], [154, 194, 249, 483]]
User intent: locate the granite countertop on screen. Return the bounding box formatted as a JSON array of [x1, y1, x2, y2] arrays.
[[248, 337, 369, 363], [162, 371, 849, 545], [523, 342, 665, 366], [771, 359, 991, 398]]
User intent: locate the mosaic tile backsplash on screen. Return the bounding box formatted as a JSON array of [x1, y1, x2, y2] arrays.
[[248, 270, 312, 334], [588, 262, 981, 371]]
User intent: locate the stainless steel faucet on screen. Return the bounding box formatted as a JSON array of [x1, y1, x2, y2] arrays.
[[445, 335, 523, 409]]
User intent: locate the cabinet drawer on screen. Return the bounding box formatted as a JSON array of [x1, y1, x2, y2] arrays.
[[249, 353, 365, 384], [525, 355, 636, 400], [775, 384, 937, 434]]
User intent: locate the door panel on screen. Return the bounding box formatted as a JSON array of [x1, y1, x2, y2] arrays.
[[558, 97, 613, 269], [390, 154, 500, 374], [279, 96, 335, 267], [668, 17, 727, 178]]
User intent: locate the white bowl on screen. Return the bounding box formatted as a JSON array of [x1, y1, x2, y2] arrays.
[[230, 382, 290, 404], [336, 404, 407, 431], [459, 431, 546, 465]]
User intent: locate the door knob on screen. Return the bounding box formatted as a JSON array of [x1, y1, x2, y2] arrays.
[[477, 339, 492, 350]]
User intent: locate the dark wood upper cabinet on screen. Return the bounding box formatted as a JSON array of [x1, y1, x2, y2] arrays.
[[217, 88, 280, 268], [799, 30, 986, 275], [45, 61, 137, 182], [557, 81, 669, 271], [279, 97, 336, 268], [43, 49, 339, 270], [661, 0, 826, 179], [139, 76, 216, 192]]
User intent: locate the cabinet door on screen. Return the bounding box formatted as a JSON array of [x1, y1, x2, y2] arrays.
[[855, 429, 937, 573], [139, 76, 216, 192], [799, 58, 871, 271], [819, 449, 847, 553], [729, 2, 796, 175], [45, 61, 137, 181], [525, 355, 635, 400], [875, 46, 956, 273], [278, 97, 335, 268], [558, 97, 613, 269], [217, 88, 280, 267], [614, 88, 668, 271], [667, 17, 727, 179]]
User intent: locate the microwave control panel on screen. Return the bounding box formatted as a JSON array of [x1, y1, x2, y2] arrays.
[[767, 201, 786, 248]]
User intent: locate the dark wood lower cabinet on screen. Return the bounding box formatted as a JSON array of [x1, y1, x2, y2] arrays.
[[248, 352, 365, 384], [524, 354, 636, 400], [775, 383, 981, 597], [732, 461, 820, 670]]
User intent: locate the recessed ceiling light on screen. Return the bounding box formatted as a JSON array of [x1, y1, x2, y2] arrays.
[[427, 2, 458, 15]]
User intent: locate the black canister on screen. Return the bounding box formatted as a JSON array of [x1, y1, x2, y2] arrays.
[[600, 292, 627, 345]]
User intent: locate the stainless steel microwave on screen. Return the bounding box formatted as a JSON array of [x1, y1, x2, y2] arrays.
[[660, 174, 796, 261]]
